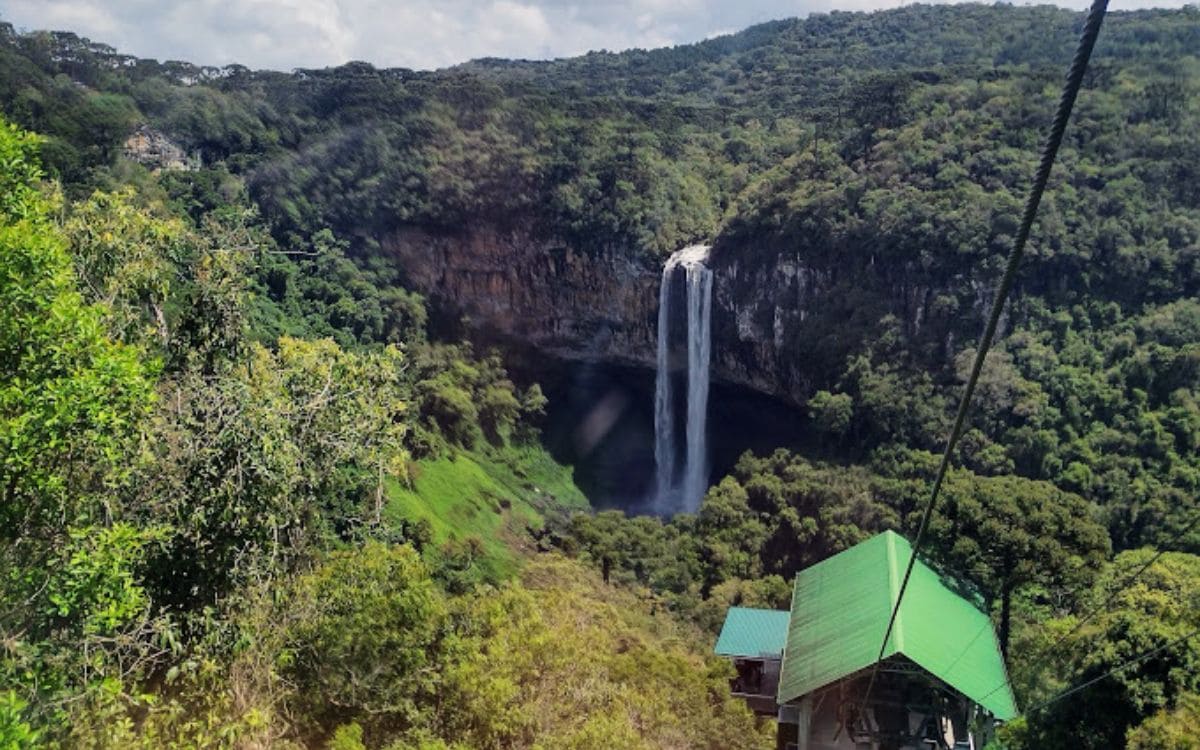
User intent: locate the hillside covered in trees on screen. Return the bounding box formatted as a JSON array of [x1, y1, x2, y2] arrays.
[[1, 3, 1199, 748]]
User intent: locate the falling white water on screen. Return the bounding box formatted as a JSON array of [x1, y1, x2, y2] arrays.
[[682, 260, 713, 512], [653, 267, 676, 503], [652, 245, 713, 514]]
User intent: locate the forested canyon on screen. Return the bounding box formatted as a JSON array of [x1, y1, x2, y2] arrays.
[[1, 4, 1199, 748]]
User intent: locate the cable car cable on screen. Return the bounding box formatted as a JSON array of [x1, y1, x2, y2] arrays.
[[859, 0, 1110, 717]]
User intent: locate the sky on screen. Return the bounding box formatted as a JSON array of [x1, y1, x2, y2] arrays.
[[0, 0, 1191, 72]]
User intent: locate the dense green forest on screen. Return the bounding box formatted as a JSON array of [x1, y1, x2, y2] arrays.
[[1, 3, 1199, 748], [0, 114, 768, 749]]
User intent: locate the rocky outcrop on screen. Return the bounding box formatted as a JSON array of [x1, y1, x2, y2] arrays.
[[123, 126, 195, 171]]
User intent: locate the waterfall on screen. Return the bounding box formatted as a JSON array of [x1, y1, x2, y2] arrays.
[[652, 245, 713, 514], [653, 268, 676, 504], [682, 260, 713, 512]]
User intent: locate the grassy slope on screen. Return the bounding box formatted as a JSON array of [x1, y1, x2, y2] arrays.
[[384, 442, 589, 579]]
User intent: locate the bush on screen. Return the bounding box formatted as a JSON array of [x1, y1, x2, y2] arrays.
[[0, 691, 38, 749], [278, 543, 448, 740]]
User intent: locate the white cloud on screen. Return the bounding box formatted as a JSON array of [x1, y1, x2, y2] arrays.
[[0, 0, 1192, 71]]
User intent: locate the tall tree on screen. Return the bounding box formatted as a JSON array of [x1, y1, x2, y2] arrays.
[[1030, 550, 1200, 749], [913, 461, 1111, 661]]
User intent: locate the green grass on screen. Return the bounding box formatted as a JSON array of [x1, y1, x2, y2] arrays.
[[384, 441, 588, 578]]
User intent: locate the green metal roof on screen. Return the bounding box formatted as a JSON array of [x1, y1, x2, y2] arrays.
[[777, 531, 1017, 720], [714, 607, 790, 658]]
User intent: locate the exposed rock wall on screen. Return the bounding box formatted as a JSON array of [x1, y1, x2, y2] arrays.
[[710, 249, 830, 404], [123, 125, 196, 171], [383, 224, 961, 407], [708, 242, 964, 405], [382, 225, 661, 366]]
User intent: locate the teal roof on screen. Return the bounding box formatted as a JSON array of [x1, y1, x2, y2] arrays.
[[714, 607, 790, 658], [778, 531, 1017, 720]]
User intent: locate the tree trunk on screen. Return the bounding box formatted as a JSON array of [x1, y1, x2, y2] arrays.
[[999, 584, 1013, 666]]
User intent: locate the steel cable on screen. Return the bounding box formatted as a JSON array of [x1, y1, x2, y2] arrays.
[[858, 0, 1110, 718]]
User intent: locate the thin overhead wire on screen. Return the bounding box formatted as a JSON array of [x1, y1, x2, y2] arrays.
[[972, 508, 1200, 705], [859, 0, 1110, 716], [1022, 623, 1200, 716], [1042, 512, 1200, 652]]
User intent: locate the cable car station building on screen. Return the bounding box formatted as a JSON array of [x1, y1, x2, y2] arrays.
[[715, 531, 1017, 750]]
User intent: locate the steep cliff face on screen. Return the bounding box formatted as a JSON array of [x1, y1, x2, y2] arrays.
[[710, 250, 831, 404], [384, 224, 961, 406], [708, 241, 966, 404], [382, 225, 662, 366]]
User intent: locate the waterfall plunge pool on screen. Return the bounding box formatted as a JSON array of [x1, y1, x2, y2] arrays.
[[527, 359, 815, 515]]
